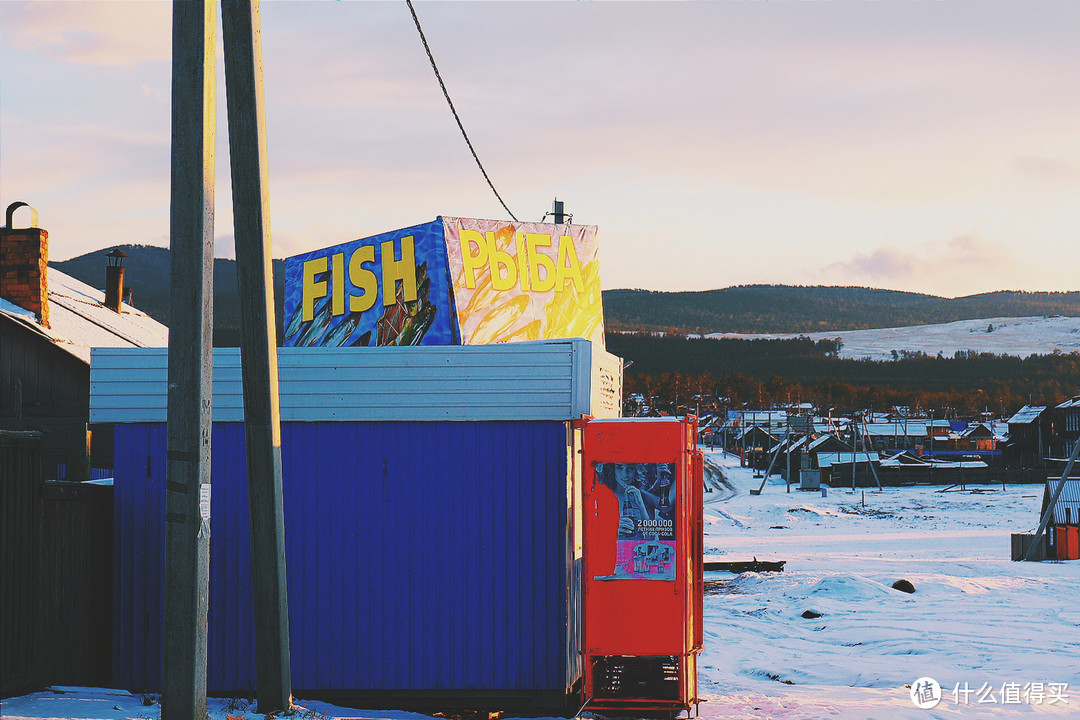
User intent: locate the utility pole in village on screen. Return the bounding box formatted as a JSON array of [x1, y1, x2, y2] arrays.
[[221, 1, 292, 711], [164, 1, 291, 717], [162, 2, 215, 717]]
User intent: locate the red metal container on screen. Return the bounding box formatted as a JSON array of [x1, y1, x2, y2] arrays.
[[581, 417, 704, 715], [1056, 526, 1080, 560]]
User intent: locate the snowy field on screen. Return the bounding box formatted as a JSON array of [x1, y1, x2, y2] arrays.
[[3, 450, 1078, 720], [706, 315, 1080, 360], [695, 451, 1079, 719]]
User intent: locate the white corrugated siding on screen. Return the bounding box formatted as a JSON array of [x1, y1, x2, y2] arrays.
[[1045, 477, 1080, 525], [91, 339, 622, 423]]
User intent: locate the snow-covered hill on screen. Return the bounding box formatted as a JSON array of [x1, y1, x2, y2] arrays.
[[707, 315, 1080, 361]]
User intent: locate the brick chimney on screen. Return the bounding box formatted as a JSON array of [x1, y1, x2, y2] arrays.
[[0, 202, 49, 328]]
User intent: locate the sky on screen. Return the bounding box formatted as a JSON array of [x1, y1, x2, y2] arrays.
[[2, 1, 1079, 298]]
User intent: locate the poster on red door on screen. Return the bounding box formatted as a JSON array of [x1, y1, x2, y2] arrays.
[[594, 462, 677, 581]]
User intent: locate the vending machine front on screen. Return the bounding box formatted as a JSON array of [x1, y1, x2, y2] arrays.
[[581, 417, 704, 716]]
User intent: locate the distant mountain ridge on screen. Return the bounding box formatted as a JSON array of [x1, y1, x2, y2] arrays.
[[604, 285, 1080, 334], [54, 244, 285, 345], [55, 246, 1080, 340]]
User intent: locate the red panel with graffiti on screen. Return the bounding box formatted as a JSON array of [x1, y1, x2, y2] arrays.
[[581, 417, 704, 714]]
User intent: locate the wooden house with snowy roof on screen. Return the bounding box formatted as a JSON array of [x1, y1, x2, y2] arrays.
[[1, 205, 168, 479], [1050, 396, 1080, 463], [956, 422, 1000, 452], [1001, 405, 1050, 468]]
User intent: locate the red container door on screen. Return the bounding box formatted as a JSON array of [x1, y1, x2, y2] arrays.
[[1055, 526, 1070, 560], [581, 417, 703, 714]]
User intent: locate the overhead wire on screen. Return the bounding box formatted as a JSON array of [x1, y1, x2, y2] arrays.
[[405, 0, 519, 222]]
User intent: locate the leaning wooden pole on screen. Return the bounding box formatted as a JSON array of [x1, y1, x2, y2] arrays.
[[162, 1, 215, 718], [221, 0, 293, 711], [1024, 436, 1080, 561]]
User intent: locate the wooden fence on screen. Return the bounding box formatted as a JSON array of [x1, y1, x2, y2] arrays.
[[1, 430, 113, 697], [824, 465, 1046, 488]]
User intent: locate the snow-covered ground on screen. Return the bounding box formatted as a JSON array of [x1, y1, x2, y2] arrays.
[[695, 451, 1079, 718], [706, 315, 1080, 360], [3, 451, 1078, 720]]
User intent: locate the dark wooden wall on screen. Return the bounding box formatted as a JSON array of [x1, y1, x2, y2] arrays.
[[1, 431, 41, 697], [1, 431, 113, 697], [0, 320, 91, 480]]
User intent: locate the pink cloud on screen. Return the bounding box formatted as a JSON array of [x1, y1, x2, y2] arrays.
[[9, 3, 169, 68], [816, 234, 1034, 296]]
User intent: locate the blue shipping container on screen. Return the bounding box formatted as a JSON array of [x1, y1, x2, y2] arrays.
[[113, 420, 575, 702]]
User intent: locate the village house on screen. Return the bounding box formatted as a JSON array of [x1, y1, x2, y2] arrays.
[[1001, 405, 1050, 468], [1050, 396, 1080, 463], [0, 204, 168, 479]]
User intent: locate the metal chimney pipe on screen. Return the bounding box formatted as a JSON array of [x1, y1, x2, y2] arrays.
[[104, 248, 127, 312]]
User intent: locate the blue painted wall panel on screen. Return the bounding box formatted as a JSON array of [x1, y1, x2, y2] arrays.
[[112, 423, 166, 690], [113, 420, 570, 694]]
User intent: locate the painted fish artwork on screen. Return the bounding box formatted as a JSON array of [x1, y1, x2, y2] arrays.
[[282, 270, 331, 346], [375, 261, 437, 346], [289, 293, 334, 347], [321, 312, 364, 347]]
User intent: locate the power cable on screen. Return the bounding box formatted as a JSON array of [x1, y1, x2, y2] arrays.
[[405, 0, 519, 222]]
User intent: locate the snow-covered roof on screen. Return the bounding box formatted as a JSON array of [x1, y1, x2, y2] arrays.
[[862, 421, 928, 437], [925, 459, 988, 469], [1008, 405, 1046, 424], [808, 434, 846, 451], [1057, 396, 1080, 410], [879, 452, 931, 467], [0, 268, 168, 364], [813, 420, 841, 434], [728, 410, 788, 427], [816, 451, 879, 467], [736, 425, 777, 442], [958, 422, 995, 438]]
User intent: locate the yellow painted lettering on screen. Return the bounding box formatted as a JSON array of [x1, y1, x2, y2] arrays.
[[348, 245, 378, 313], [555, 235, 584, 292], [517, 232, 531, 291], [382, 236, 417, 306], [302, 256, 328, 322], [487, 231, 517, 291], [526, 233, 556, 292], [331, 252, 346, 316], [459, 229, 487, 289]]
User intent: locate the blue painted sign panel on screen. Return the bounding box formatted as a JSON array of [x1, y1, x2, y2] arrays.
[[282, 220, 458, 347]]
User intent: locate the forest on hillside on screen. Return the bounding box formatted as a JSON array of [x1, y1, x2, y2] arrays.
[[609, 333, 1080, 417], [604, 285, 1080, 334]]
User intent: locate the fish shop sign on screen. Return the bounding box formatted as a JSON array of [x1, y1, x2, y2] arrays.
[[282, 217, 604, 348]]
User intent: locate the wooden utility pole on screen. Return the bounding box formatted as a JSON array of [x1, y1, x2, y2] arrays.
[[221, 0, 293, 711], [162, 1, 215, 718]]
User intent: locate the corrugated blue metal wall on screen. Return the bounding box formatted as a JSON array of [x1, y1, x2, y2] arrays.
[[112, 423, 165, 691], [114, 421, 570, 694]]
